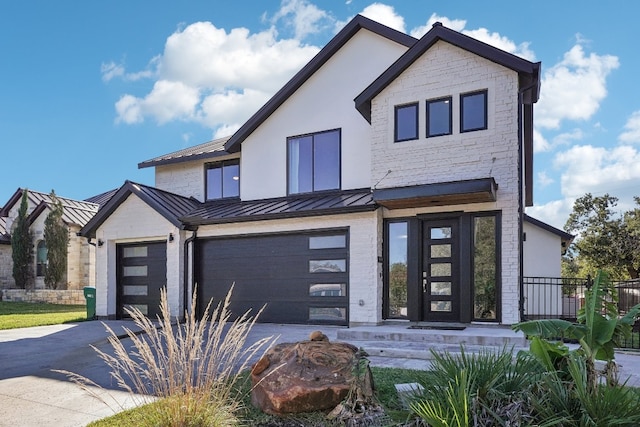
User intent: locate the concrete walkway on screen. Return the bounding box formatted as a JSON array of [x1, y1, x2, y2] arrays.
[[0, 321, 639, 426]]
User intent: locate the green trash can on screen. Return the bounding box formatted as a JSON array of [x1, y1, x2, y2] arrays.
[[83, 286, 96, 320]]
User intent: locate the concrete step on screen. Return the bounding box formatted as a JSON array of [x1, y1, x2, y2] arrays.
[[336, 324, 529, 360]]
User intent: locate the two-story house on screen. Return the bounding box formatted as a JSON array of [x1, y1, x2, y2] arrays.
[[81, 15, 556, 326]]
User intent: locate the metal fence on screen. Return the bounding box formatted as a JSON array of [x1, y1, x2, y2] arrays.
[[522, 276, 640, 349]]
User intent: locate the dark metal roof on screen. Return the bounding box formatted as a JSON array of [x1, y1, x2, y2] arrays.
[[181, 188, 376, 226], [0, 217, 9, 245], [355, 22, 541, 123], [80, 181, 202, 238], [524, 214, 574, 242], [0, 189, 100, 228], [223, 14, 416, 154], [373, 178, 497, 209], [84, 188, 118, 207], [138, 136, 231, 169]]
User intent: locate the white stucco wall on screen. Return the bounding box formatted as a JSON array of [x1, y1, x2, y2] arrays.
[[239, 30, 409, 201], [94, 195, 183, 318], [370, 40, 522, 324], [196, 211, 381, 325]]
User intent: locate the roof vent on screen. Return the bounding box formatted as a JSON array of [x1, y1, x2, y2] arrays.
[[432, 21, 443, 27]]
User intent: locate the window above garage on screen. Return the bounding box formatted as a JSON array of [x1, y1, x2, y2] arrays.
[[206, 160, 240, 200], [287, 129, 341, 195]]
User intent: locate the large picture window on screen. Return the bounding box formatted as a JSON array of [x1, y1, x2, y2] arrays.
[[460, 90, 488, 133], [206, 160, 239, 200], [426, 97, 452, 137], [288, 129, 340, 194], [394, 103, 419, 142]]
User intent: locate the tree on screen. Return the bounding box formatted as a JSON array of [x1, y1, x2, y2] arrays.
[[564, 193, 640, 279], [44, 190, 69, 289], [11, 190, 34, 289]]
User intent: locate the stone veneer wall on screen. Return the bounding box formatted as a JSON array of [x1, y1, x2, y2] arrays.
[[1, 289, 85, 305], [0, 245, 14, 288]]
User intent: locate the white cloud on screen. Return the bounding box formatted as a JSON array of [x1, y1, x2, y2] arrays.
[[619, 111, 640, 144], [536, 44, 619, 130], [360, 3, 405, 33], [537, 171, 554, 188], [112, 20, 320, 132], [534, 129, 551, 153], [526, 199, 574, 230], [101, 62, 124, 82], [269, 0, 332, 39], [410, 13, 534, 61], [115, 80, 200, 125], [554, 144, 640, 199]]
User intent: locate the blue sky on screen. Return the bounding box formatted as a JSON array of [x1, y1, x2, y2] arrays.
[[1, 1, 638, 229]]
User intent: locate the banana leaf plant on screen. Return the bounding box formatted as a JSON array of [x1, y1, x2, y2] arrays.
[[513, 270, 640, 391]]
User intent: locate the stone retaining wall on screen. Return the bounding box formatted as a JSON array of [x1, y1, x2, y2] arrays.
[[1, 289, 86, 305]]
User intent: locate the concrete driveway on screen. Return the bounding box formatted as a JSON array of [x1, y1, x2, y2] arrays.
[[0, 321, 147, 427]]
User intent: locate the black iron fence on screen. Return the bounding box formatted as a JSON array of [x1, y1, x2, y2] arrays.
[[522, 276, 640, 349]]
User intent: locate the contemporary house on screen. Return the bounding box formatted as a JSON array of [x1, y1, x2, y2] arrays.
[[0, 188, 115, 291], [81, 15, 559, 326]]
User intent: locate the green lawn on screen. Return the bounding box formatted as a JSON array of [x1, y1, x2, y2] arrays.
[[0, 301, 86, 330]]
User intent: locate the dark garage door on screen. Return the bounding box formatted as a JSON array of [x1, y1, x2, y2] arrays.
[[196, 231, 349, 325], [116, 241, 167, 319]]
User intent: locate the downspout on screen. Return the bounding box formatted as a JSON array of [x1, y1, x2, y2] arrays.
[[516, 82, 536, 323], [183, 229, 198, 320]]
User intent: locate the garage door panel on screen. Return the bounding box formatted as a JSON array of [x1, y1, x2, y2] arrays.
[[197, 231, 349, 325]]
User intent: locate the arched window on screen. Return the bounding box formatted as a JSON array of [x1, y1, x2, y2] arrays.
[[36, 240, 48, 277]]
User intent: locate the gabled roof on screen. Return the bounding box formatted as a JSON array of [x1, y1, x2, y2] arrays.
[[0, 188, 100, 228], [524, 214, 574, 246], [80, 181, 202, 238], [138, 136, 231, 169], [181, 188, 375, 226], [223, 14, 416, 154], [354, 21, 541, 123], [0, 217, 10, 245]]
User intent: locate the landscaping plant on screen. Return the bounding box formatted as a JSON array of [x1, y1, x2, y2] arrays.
[[513, 270, 640, 391], [61, 285, 275, 427]]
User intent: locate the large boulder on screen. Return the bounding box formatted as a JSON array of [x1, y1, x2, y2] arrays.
[[250, 331, 372, 415]]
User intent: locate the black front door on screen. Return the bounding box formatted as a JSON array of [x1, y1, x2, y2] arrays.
[[422, 219, 460, 321]]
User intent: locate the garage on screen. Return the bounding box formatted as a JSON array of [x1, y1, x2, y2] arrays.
[[116, 241, 167, 319], [196, 230, 349, 325]]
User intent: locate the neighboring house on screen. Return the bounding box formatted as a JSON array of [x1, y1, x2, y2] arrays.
[[0, 188, 115, 290], [81, 15, 560, 326]]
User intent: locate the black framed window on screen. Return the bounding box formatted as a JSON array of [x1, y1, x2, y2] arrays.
[[288, 129, 340, 194], [460, 90, 488, 132], [426, 96, 452, 137], [206, 159, 239, 200], [394, 103, 419, 142], [472, 213, 499, 321]]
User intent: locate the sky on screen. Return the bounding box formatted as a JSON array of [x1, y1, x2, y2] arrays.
[[1, 1, 638, 230]]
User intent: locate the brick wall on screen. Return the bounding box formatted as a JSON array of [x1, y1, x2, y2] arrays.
[[370, 40, 522, 324], [1, 289, 85, 305]]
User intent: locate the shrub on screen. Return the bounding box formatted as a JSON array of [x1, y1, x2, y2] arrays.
[[60, 285, 274, 427]]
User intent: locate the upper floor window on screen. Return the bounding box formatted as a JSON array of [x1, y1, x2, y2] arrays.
[[394, 103, 419, 142], [460, 90, 487, 133], [206, 160, 239, 200], [426, 97, 452, 137], [288, 129, 340, 194]]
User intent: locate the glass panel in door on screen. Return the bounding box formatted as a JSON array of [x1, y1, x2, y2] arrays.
[[422, 219, 459, 321]]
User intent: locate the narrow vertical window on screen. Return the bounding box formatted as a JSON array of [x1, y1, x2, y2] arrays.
[[426, 97, 452, 137], [473, 215, 497, 320], [387, 221, 408, 318], [206, 160, 239, 200], [394, 103, 419, 142], [461, 90, 487, 132], [36, 240, 47, 277]]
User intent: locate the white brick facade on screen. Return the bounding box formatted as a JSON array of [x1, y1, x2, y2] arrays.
[[370, 41, 522, 324]]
